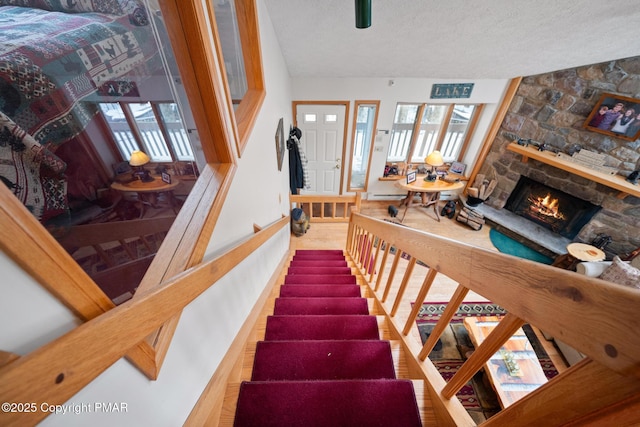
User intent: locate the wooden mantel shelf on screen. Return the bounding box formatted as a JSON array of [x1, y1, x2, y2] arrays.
[[507, 142, 640, 199]]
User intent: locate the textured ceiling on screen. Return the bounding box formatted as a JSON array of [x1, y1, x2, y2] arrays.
[[263, 0, 640, 79]]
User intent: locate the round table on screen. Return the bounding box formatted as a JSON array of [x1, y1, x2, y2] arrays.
[[111, 175, 180, 217], [395, 175, 465, 222]]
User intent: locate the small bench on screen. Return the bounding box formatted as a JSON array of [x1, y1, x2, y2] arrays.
[[463, 316, 548, 408]]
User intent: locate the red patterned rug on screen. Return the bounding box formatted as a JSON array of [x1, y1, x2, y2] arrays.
[[416, 302, 558, 418]]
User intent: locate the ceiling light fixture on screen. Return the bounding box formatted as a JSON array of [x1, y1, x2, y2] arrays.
[[355, 0, 371, 29]]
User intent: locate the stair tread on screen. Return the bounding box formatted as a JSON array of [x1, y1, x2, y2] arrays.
[[273, 297, 369, 315], [288, 260, 348, 267], [251, 340, 396, 381], [265, 315, 380, 340], [287, 266, 352, 275], [284, 274, 356, 285], [279, 284, 361, 298], [234, 379, 421, 427]]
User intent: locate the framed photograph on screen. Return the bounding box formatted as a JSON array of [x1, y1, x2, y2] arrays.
[[275, 117, 285, 171], [161, 171, 171, 184], [406, 170, 417, 184], [449, 161, 466, 175], [584, 93, 640, 141]]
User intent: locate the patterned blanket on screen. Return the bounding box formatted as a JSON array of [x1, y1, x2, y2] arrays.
[[0, 1, 161, 220], [0, 1, 159, 146]]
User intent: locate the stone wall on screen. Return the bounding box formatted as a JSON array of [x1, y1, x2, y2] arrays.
[[479, 57, 640, 256]]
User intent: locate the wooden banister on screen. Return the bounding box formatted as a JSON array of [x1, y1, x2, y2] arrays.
[[290, 193, 361, 222], [346, 212, 640, 426], [0, 215, 289, 427]]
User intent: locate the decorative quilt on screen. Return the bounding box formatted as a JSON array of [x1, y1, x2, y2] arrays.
[[0, 1, 159, 146], [0, 1, 162, 221]]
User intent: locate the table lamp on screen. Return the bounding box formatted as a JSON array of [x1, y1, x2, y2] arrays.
[[129, 150, 154, 182], [424, 150, 444, 182]]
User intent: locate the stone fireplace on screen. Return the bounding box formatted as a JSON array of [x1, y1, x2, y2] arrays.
[[475, 56, 640, 257], [504, 176, 601, 240]]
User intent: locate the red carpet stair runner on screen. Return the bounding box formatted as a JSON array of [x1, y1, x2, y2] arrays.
[[234, 249, 422, 426]]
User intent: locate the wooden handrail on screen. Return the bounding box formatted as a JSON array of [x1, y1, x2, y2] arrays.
[[290, 193, 361, 222], [0, 215, 289, 427], [346, 212, 640, 426]]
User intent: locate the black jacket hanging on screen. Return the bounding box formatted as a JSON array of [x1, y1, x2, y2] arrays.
[[287, 135, 304, 195]]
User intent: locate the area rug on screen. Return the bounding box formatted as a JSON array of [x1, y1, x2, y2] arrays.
[[489, 228, 554, 264], [415, 302, 558, 419]]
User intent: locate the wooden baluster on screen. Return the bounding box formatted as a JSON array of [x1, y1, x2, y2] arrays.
[[374, 243, 391, 292], [419, 284, 469, 360], [382, 249, 403, 302], [369, 235, 382, 282], [441, 313, 524, 399], [391, 257, 417, 316], [364, 232, 375, 274], [402, 267, 438, 335]]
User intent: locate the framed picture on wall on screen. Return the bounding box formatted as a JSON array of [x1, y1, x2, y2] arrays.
[[275, 117, 285, 171], [583, 93, 640, 141]]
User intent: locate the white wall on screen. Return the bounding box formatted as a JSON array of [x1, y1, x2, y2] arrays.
[[206, 0, 293, 255], [0, 251, 80, 355], [39, 228, 290, 427], [1, 1, 295, 425], [291, 77, 510, 198]]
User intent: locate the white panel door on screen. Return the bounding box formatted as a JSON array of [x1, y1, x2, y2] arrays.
[[296, 104, 345, 194]]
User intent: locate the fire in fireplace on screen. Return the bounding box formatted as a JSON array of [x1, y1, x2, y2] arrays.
[[505, 176, 601, 239]]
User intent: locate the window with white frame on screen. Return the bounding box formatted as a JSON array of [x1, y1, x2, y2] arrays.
[[99, 102, 195, 163], [387, 102, 481, 164]]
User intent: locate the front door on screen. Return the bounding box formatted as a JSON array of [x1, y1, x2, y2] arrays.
[[295, 103, 346, 194]]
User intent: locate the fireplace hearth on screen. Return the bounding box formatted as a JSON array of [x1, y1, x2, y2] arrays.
[[504, 177, 601, 240]]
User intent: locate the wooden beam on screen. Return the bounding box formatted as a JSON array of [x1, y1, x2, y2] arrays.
[[465, 77, 522, 194]]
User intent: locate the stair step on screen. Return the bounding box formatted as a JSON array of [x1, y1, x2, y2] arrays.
[[284, 274, 356, 285], [279, 284, 361, 298], [287, 266, 352, 275], [273, 297, 369, 315], [288, 260, 348, 268], [251, 340, 396, 381], [233, 379, 422, 427], [265, 315, 380, 341], [294, 249, 344, 256]]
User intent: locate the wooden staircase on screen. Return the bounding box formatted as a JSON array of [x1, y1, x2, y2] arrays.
[[220, 249, 430, 426]]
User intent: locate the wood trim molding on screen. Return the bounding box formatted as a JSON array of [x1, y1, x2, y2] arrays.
[[161, 0, 236, 164], [465, 77, 522, 193], [206, 0, 266, 156]]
